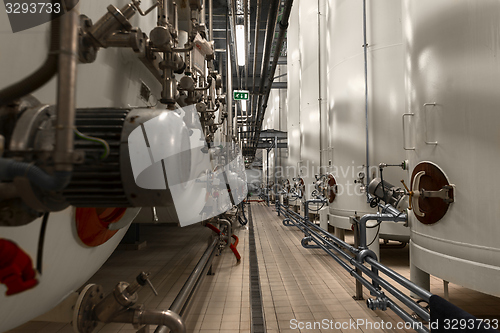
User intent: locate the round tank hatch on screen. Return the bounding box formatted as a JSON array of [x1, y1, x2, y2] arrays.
[[410, 162, 454, 225], [327, 174, 337, 203]]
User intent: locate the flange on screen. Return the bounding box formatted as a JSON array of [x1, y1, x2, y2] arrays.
[[73, 284, 104, 333]]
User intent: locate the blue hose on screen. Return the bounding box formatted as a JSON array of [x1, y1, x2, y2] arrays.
[[0, 158, 71, 191]]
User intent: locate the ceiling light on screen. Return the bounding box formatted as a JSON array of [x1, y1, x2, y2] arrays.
[[236, 25, 245, 67]]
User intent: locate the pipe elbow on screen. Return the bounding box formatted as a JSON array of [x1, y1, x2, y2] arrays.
[[139, 310, 185, 333]]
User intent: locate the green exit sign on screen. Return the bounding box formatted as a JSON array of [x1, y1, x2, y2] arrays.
[[233, 90, 249, 100]]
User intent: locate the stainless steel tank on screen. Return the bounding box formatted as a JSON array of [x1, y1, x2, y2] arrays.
[[325, 0, 409, 250], [403, 0, 500, 297]]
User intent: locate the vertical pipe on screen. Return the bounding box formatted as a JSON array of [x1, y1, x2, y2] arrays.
[[274, 135, 278, 198], [317, 0, 323, 169], [353, 223, 364, 300], [363, 0, 370, 189], [226, 9, 232, 139], [208, 0, 213, 41], [54, 1, 79, 172], [244, 0, 249, 91]]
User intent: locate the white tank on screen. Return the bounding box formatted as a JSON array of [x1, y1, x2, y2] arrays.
[[285, 3, 301, 186], [404, 0, 500, 296], [325, 0, 409, 246], [0, 2, 189, 331]]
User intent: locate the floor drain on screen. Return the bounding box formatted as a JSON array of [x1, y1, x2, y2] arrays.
[[248, 203, 266, 333]]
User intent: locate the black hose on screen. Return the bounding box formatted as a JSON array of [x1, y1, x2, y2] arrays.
[[0, 1, 60, 106], [0, 159, 71, 191], [36, 213, 49, 274]]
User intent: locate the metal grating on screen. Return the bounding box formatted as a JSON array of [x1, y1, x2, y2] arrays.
[[248, 203, 266, 333]]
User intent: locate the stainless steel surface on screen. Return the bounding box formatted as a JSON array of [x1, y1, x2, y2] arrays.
[[404, 0, 500, 297], [54, 2, 79, 171]]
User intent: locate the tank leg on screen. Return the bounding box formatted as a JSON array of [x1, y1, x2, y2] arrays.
[[410, 259, 430, 298], [334, 227, 345, 241]]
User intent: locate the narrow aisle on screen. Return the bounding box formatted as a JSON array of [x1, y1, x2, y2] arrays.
[[251, 203, 407, 333]]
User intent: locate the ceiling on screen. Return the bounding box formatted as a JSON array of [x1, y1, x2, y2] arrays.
[[208, 0, 287, 165]]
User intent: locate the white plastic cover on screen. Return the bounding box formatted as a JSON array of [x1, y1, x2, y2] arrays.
[[128, 105, 247, 226]]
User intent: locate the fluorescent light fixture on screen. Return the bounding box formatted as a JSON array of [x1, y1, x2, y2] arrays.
[[236, 25, 245, 67], [241, 100, 247, 112]]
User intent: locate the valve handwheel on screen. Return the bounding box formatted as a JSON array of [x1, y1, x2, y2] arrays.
[[409, 162, 454, 225]]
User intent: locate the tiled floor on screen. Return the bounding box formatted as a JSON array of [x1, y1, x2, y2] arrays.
[[8, 202, 500, 333]]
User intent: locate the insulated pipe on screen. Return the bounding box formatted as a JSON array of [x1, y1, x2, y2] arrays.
[[0, 159, 71, 191], [252, 0, 280, 146], [253, 0, 292, 151], [54, 0, 79, 172], [154, 236, 219, 333], [0, 0, 60, 106], [251, 0, 262, 120], [112, 309, 185, 333]]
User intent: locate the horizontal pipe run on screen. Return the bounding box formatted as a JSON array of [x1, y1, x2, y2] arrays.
[[178, 238, 219, 316], [388, 301, 430, 333], [353, 261, 430, 322], [278, 205, 431, 326], [300, 217, 430, 322], [366, 257, 432, 302], [154, 236, 219, 333]]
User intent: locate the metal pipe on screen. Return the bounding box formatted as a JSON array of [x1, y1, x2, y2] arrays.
[[158, 0, 169, 26], [0, 0, 60, 106], [358, 212, 407, 249], [251, 0, 262, 121], [225, 9, 232, 139], [218, 219, 232, 244], [366, 257, 432, 302], [112, 309, 185, 333], [252, 0, 281, 146], [387, 301, 429, 333], [208, 0, 213, 41], [292, 209, 430, 322], [279, 204, 432, 326], [244, 0, 249, 91], [154, 236, 219, 333], [53, 0, 79, 172], [354, 262, 430, 321], [363, 0, 370, 189], [317, 0, 323, 167], [253, 0, 292, 151]]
